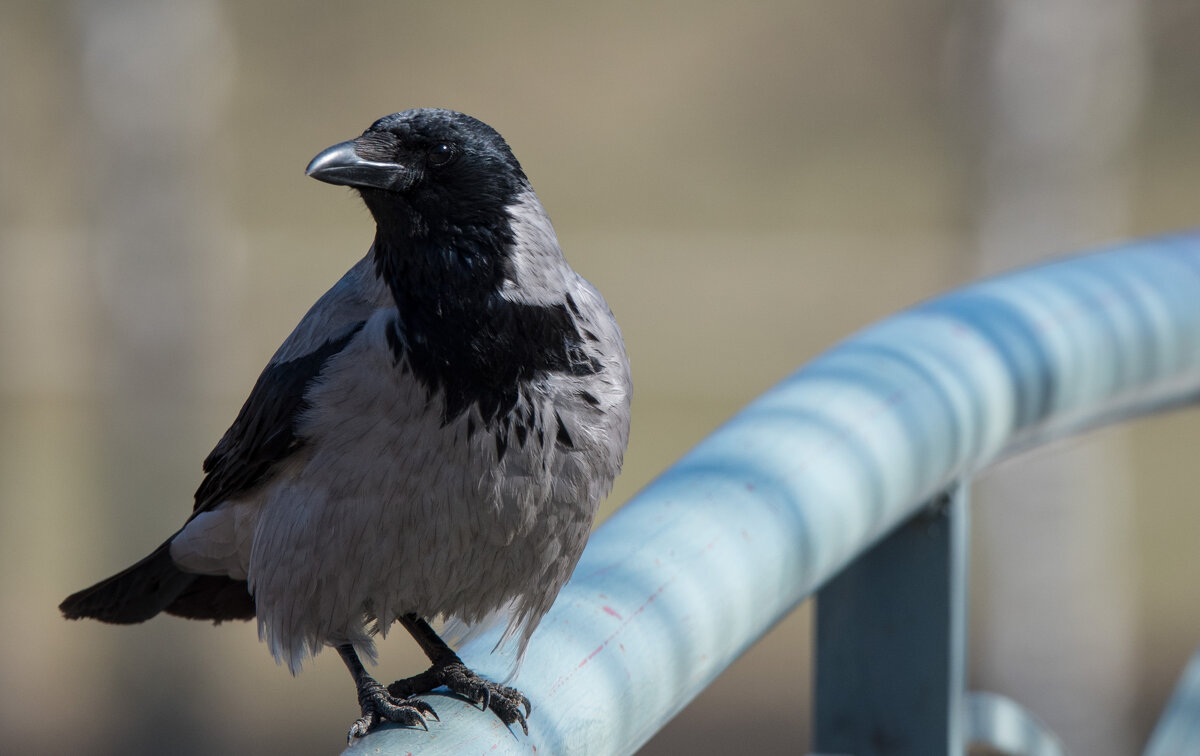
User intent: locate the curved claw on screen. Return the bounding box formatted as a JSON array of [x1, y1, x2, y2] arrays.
[[494, 685, 531, 717], [386, 660, 533, 735], [409, 697, 440, 722], [509, 707, 530, 736], [493, 684, 532, 720], [479, 683, 530, 735], [349, 680, 435, 741], [406, 709, 430, 732], [347, 713, 376, 743]]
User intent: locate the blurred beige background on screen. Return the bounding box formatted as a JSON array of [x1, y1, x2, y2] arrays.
[[2, 1, 1199, 754]]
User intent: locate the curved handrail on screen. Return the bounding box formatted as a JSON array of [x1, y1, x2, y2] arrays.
[[346, 232, 1200, 755]]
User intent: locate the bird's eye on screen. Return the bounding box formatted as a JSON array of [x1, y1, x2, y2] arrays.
[[427, 143, 456, 167]]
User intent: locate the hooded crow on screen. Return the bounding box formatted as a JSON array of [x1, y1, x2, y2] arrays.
[[60, 108, 632, 740]]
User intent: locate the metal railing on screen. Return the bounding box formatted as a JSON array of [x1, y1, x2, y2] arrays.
[[345, 232, 1200, 756]]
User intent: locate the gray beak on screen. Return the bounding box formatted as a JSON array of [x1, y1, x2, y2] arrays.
[[305, 139, 410, 191]]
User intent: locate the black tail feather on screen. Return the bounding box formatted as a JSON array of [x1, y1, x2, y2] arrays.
[[60, 540, 255, 624], [165, 574, 256, 622]]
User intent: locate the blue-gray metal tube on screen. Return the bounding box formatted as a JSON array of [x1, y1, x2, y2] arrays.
[[346, 233, 1200, 755], [1144, 643, 1200, 756]]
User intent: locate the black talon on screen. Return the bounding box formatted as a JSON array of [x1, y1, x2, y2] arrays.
[[385, 614, 534, 734], [339, 644, 437, 741], [348, 715, 372, 742], [412, 698, 439, 722], [340, 617, 533, 737]]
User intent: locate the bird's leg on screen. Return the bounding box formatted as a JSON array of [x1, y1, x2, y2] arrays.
[[338, 643, 438, 742], [388, 614, 532, 734]]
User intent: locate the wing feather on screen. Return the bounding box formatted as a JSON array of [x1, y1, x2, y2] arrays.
[[193, 321, 366, 513]]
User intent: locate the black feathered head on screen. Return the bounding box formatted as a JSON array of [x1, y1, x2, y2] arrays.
[[307, 108, 528, 244]]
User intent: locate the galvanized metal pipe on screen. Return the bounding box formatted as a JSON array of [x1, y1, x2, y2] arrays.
[[345, 233, 1200, 756]]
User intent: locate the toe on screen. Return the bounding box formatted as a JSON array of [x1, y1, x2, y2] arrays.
[[462, 674, 529, 732], [490, 694, 530, 735], [347, 712, 377, 743], [377, 698, 432, 731], [494, 684, 531, 717], [505, 706, 530, 736], [408, 697, 440, 722], [350, 681, 438, 737]]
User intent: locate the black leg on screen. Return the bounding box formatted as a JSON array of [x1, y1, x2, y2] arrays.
[[388, 614, 532, 734], [338, 643, 438, 742]]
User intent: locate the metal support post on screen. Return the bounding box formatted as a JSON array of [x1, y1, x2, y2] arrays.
[[814, 482, 968, 756]]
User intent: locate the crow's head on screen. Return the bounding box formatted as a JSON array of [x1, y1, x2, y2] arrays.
[[306, 110, 590, 425], [307, 108, 528, 245]]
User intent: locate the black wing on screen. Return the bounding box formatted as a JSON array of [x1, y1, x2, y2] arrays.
[[192, 320, 366, 514]]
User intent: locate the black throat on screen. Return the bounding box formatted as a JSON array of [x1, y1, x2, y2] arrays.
[[371, 208, 599, 428]]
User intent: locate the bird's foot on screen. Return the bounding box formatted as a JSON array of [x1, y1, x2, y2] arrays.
[[347, 676, 439, 742], [388, 659, 532, 735]]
